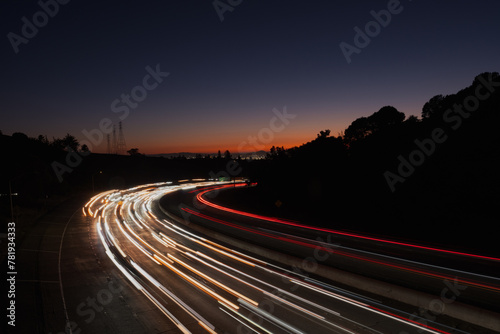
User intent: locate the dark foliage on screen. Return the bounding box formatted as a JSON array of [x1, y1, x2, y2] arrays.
[[241, 72, 500, 253], [2, 72, 499, 253]]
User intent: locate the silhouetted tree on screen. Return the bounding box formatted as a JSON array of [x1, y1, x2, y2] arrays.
[[422, 94, 445, 119], [267, 145, 289, 160], [62, 133, 79, 151], [127, 148, 141, 156], [81, 144, 90, 153], [51, 137, 65, 150], [12, 132, 29, 141], [37, 134, 49, 145], [344, 117, 370, 142], [405, 115, 419, 123], [317, 129, 331, 139], [473, 71, 499, 87], [224, 150, 231, 160], [268, 145, 276, 157], [369, 106, 405, 131], [344, 106, 404, 143]]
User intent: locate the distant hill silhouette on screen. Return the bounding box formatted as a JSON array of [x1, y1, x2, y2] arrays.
[[148, 150, 267, 160], [237, 72, 500, 254], [2, 72, 499, 253]]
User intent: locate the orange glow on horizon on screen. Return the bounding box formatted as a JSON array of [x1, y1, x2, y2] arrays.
[[142, 137, 313, 155], [93, 124, 347, 155], [136, 129, 331, 154]]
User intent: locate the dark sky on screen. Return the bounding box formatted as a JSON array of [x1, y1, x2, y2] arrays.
[[1, 0, 499, 153]]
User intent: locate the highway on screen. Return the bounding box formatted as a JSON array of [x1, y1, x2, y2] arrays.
[[170, 183, 500, 311], [84, 180, 500, 334]]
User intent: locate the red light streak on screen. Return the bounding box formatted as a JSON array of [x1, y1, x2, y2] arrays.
[[181, 207, 500, 292], [195, 186, 500, 263]]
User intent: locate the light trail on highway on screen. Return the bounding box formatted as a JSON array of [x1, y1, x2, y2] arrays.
[[191, 184, 500, 293], [195, 184, 500, 263], [83, 180, 496, 333]]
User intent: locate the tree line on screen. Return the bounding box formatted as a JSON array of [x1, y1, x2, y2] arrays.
[[247, 72, 499, 247], [2, 72, 499, 245]]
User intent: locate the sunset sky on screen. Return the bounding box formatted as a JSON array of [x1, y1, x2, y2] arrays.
[[2, 1, 500, 154]]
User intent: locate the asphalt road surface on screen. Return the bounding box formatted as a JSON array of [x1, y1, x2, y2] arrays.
[[83, 181, 499, 333], [8, 180, 499, 334]]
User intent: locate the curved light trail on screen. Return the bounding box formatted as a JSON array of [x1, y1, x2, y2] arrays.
[[195, 184, 500, 263], [191, 184, 500, 293], [84, 180, 496, 333]]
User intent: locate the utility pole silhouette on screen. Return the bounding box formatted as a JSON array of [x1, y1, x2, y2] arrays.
[[112, 125, 117, 154], [117, 121, 127, 155], [107, 134, 111, 154]]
